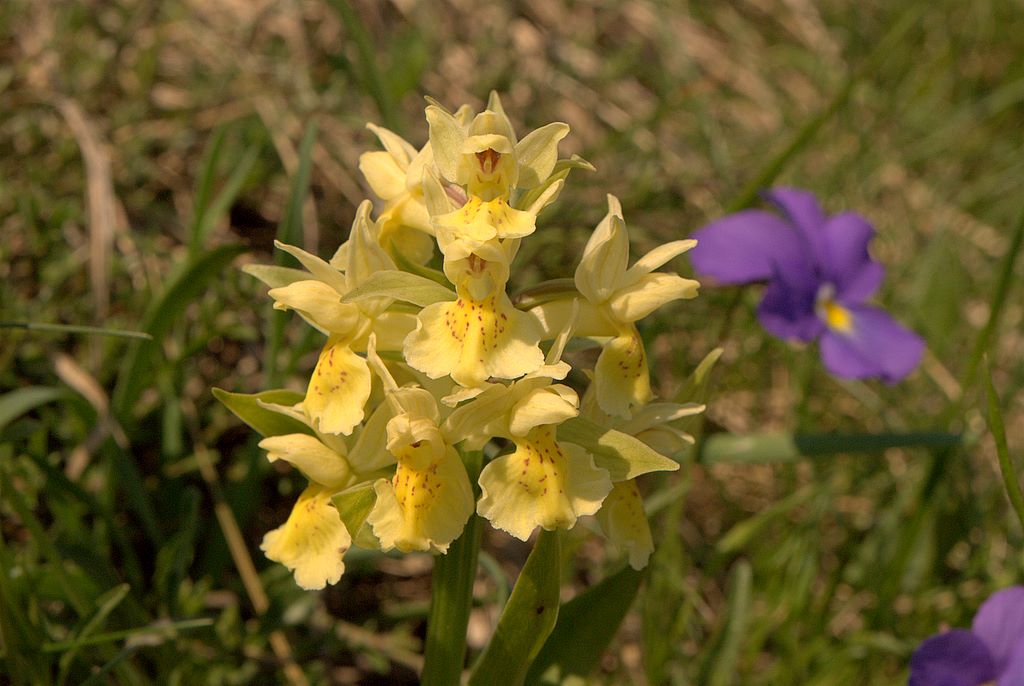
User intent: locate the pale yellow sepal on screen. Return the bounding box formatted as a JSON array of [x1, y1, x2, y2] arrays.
[[359, 150, 406, 200], [574, 195, 628, 303], [515, 122, 570, 189], [268, 280, 361, 335], [304, 336, 372, 435], [477, 427, 611, 541], [261, 484, 351, 590], [594, 328, 653, 418], [595, 480, 653, 570], [608, 272, 699, 323], [259, 434, 351, 488]]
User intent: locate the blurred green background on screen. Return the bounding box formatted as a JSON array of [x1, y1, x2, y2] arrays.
[[2, 0, 1023, 683]]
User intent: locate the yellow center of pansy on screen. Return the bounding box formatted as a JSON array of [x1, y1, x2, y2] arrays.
[[822, 300, 852, 332]]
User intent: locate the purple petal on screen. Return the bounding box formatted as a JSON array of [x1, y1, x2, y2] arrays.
[[839, 261, 886, 303], [997, 636, 1024, 686], [821, 212, 884, 301], [909, 630, 997, 686], [688, 210, 809, 285], [762, 188, 828, 266], [818, 304, 925, 382], [973, 587, 1024, 677], [756, 268, 822, 343]]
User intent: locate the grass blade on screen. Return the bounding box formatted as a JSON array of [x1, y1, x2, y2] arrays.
[[984, 357, 1024, 532], [0, 386, 64, 432], [0, 322, 151, 340]]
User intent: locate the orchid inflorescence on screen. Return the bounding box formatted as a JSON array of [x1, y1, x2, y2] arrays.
[[232, 93, 703, 590]]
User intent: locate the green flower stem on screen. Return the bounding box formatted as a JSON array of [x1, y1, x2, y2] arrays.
[[421, 450, 483, 686]]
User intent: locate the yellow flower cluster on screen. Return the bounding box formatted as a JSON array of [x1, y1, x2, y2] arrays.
[[245, 93, 703, 589]]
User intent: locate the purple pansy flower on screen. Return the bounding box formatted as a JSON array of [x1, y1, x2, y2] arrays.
[[689, 187, 924, 382], [909, 586, 1024, 686]]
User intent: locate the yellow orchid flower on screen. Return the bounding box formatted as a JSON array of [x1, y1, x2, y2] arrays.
[[582, 395, 704, 569], [361, 341, 475, 553], [256, 432, 355, 590], [268, 201, 413, 435], [404, 238, 544, 387], [426, 92, 569, 244], [594, 480, 654, 570], [444, 329, 612, 541], [358, 123, 436, 264], [571, 195, 700, 418]]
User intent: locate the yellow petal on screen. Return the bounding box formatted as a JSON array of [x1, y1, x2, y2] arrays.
[[369, 311, 417, 353], [261, 485, 351, 590], [594, 328, 652, 418], [268, 280, 361, 334], [529, 298, 617, 339], [515, 122, 569, 189], [259, 434, 351, 488], [508, 385, 579, 437], [404, 292, 544, 387], [433, 196, 536, 246], [477, 427, 611, 541], [366, 444, 474, 553], [574, 196, 628, 303], [595, 480, 653, 570], [359, 150, 407, 200], [304, 337, 372, 435], [608, 272, 699, 323]]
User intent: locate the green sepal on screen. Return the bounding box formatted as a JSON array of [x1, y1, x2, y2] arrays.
[[242, 264, 311, 290], [331, 481, 380, 549], [342, 269, 456, 307], [512, 278, 578, 310], [558, 416, 679, 481], [211, 388, 311, 437]]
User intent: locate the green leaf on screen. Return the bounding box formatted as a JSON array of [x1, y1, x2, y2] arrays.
[[242, 264, 311, 290], [211, 388, 311, 437], [558, 416, 679, 481], [468, 530, 561, 686], [527, 565, 645, 684], [331, 482, 379, 548], [700, 431, 962, 464], [0, 386, 64, 432], [112, 244, 248, 418], [342, 269, 456, 308]]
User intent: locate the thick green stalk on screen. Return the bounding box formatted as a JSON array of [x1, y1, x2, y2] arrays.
[[421, 450, 483, 686]]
